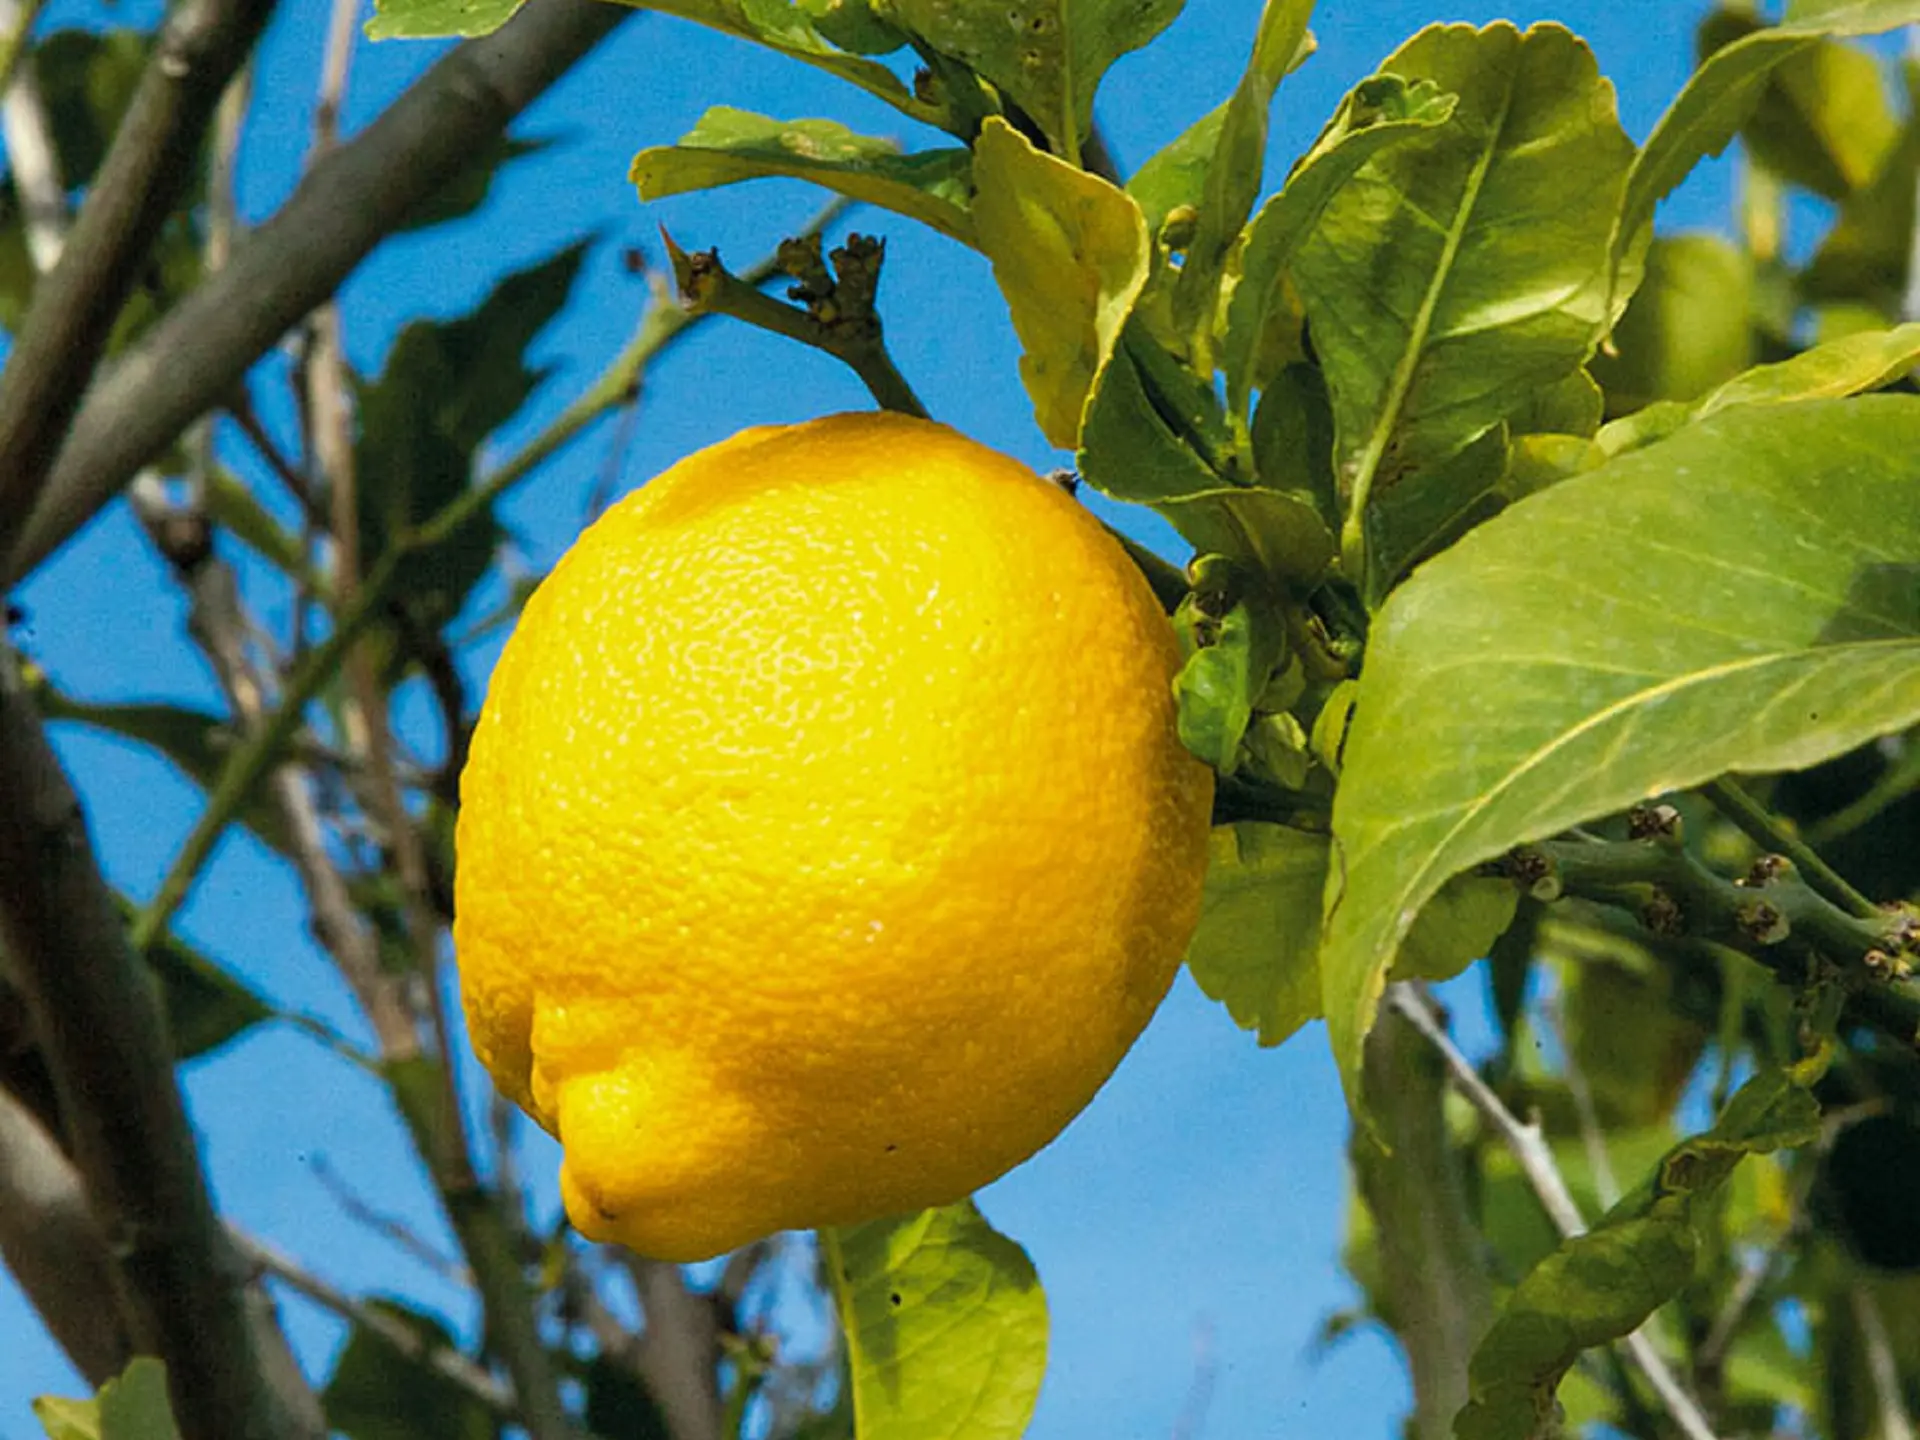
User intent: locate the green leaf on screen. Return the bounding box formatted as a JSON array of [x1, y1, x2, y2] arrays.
[[1456, 1068, 1819, 1438], [1079, 331, 1335, 583], [202, 468, 312, 583], [888, 0, 1184, 157], [1222, 72, 1456, 420], [1699, 320, 1920, 414], [1172, 586, 1288, 775], [34, 1359, 181, 1440], [356, 242, 587, 626], [1589, 234, 1755, 416], [1127, 106, 1227, 239], [1453, 1199, 1699, 1440], [117, 895, 275, 1060], [1290, 24, 1633, 537], [35, 29, 150, 187], [632, 109, 974, 245], [580, 1355, 672, 1440], [323, 1300, 490, 1440], [1699, 12, 1900, 201], [1618, 0, 1920, 265], [1507, 371, 1604, 439], [1169, 0, 1314, 351], [31, 682, 298, 860], [1390, 873, 1516, 984], [798, 0, 908, 54], [1322, 397, 1920, 1113], [823, 1200, 1047, 1440], [1357, 422, 1507, 605], [366, 0, 527, 37], [971, 117, 1148, 447], [1802, 97, 1920, 306], [1184, 822, 1329, 1046], [400, 136, 554, 233], [616, 0, 936, 126]]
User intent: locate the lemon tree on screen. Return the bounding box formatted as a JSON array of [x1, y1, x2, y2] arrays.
[[2, 1, 1920, 1439]]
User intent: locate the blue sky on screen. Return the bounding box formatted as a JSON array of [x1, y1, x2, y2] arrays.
[[3, 1, 1748, 1435]]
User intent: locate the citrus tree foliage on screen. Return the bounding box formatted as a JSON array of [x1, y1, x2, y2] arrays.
[[3, 0, 1920, 1439]]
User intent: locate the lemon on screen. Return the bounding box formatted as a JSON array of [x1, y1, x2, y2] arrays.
[[454, 411, 1214, 1261]]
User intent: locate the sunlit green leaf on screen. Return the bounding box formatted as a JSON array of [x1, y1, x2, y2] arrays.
[[1699, 12, 1900, 200], [1803, 99, 1920, 306], [1619, 0, 1920, 266], [1457, 1070, 1819, 1439], [1127, 106, 1227, 239], [1291, 23, 1633, 554], [366, 0, 523, 36], [1701, 320, 1920, 413], [824, 1200, 1046, 1440], [34, 1358, 181, 1440], [1589, 234, 1754, 416], [798, 0, 907, 54], [1322, 397, 1920, 1113], [633, 109, 973, 244], [1169, 0, 1314, 351], [1221, 71, 1455, 419], [1184, 822, 1328, 1046], [1390, 873, 1516, 984], [1172, 585, 1287, 776], [888, 0, 1183, 156], [971, 118, 1147, 446]]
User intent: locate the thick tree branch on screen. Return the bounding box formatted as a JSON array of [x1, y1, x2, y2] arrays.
[[3, 0, 630, 586], [0, 0, 279, 564], [0, 1082, 131, 1384], [0, 646, 285, 1439]]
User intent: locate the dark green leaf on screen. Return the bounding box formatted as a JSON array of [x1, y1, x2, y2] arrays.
[[34, 29, 149, 187], [1390, 873, 1516, 984], [632, 109, 973, 244], [972, 118, 1147, 446], [1802, 94, 1920, 305], [823, 1200, 1046, 1440], [202, 468, 310, 581], [356, 242, 587, 624], [1221, 71, 1455, 419], [1292, 23, 1634, 534], [888, 0, 1184, 156], [1358, 423, 1507, 605], [399, 136, 554, 233], [1080, 333, 1334, 583], [31, 682, 298, 860], [581, 1355, 671, 1440], [1169, 0, 1314, 350], [366, 0, 527, 37], [1184, 821, 1329, 1046], [1323, 397, 1920, 1111], [323, 1300, 491, 1440], [1590, 234, 1755, 416], [33, 1358, 181, 1440], [1618, 0, 1920, 266], [613, 0, 935, 126], [115, 895, 275, 1061]]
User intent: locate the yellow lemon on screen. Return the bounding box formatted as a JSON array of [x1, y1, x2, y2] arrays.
[[454, 411, 1214, 1261]]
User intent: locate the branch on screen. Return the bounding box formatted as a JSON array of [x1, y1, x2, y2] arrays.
[[233, 1230, 513, 1416], [0, 0, 278, 564], [1501, 819, 1920, 1041], [3, 0, 631, 585], [0, 646, 286, 1440], [666, 229, 929, 418], [1703, 777, 1877, 920], [0, 1082, 131, 1384], [1388, 985, 1723, 1440]]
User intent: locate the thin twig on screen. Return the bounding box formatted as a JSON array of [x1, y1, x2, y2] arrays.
[[665, 230, 928, 418], [1388, 985, 1722, 1440], [233, 1230, 513, 1414], [1853, 1285, 1916, 1440], [308, 1155, 466, 1284], [1704, 777, 1879, 919]]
